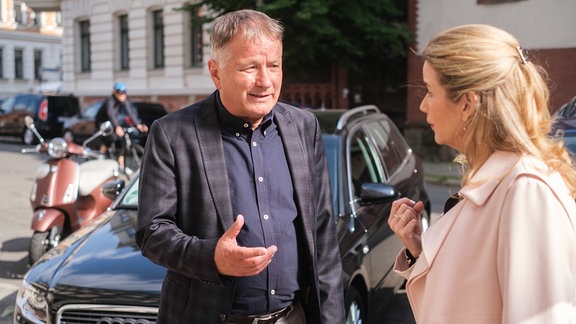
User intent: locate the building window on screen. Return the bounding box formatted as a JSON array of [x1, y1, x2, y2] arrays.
[[15, 48, 23, 79], [477, 0, 526, 4], [0, 48, 3, 78], [188, 7, 203, 67], [152, 10, 164, 68], [79, 20, 91, 72], [34, 49, 42, 80], [119, 14, 129, 70]]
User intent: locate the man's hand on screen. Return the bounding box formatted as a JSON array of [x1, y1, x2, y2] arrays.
[[115, 126, 125, 137], [214, 215, 277, 276], [137, 124, 148, 133]]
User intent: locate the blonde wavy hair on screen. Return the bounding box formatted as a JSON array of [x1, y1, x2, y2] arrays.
[[422, 24, 576, 196]]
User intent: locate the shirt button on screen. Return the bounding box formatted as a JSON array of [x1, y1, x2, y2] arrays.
[[235, 132, 240, 137], [271, 289, 276, 295], [258, 177, 264, 182], [263, 214, 269, 220], [243, 123, 249, 128], [252, 141, 257, 147]]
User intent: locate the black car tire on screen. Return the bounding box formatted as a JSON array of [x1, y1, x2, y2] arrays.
[[22, 128, 35, 145], [345, 286, 366, 324]]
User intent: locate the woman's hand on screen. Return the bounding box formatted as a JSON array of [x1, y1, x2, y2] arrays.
[[388, 198, 425, 258]]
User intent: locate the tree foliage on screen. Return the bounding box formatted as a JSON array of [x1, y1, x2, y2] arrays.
[[181, 0, 411, 80]]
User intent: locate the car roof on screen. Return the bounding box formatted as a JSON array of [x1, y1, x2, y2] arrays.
[[310, 105, 383, 134]]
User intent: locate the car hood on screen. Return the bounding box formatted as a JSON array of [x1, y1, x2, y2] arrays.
[[24, 209, 166, 308]]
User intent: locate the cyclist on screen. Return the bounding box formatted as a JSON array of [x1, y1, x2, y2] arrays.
[[96, 82, 148, 170]]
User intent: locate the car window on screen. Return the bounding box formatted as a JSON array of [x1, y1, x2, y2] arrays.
[[119, 178, 139, 207], [0, 96, 15, 113], [13, 95, 34, 112], [348, 128, 384, 197], [365, 119, 410, 178], [49, 96, 80, 117], [82, 101, 104, 119]]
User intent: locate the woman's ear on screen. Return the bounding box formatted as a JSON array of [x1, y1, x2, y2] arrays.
[[462, 92, 478, 121]]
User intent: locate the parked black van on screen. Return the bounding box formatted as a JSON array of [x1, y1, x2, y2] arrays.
[[0, 93, 80, 144]]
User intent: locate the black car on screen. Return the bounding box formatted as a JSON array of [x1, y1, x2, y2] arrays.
[[14, 105, 430, 324], [61, 99, 167, 144], [0, 93, 80, 144]]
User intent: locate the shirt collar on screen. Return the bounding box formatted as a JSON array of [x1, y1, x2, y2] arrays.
[[216, 91, 274, 135]]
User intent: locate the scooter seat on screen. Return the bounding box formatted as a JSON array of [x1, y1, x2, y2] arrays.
[[78, 159, 120, 196]]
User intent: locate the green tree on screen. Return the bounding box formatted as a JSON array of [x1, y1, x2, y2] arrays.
[[181, 0, 411, 81]]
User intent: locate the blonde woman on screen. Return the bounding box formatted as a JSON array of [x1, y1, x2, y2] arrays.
[[389, 24, 576, 323]]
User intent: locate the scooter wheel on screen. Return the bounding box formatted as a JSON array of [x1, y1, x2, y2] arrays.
[[28, 229, 61, 265]]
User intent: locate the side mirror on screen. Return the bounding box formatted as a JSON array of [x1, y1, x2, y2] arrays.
[[102, 179, 125, 201], [100, 121, 114, 136], [358, 183, 399, 206]]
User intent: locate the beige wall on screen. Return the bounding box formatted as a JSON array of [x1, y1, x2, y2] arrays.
[[60, 0, 214, 111]]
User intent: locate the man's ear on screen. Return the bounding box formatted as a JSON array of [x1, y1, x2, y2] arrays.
[[462, 92, 478, 122], [208, 60, 221, 89]]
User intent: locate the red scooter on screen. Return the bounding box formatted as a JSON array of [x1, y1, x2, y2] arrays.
[[22, 116, 121, 265]]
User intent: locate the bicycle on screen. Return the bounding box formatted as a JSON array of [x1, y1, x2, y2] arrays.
[[108, 126, 146, 177]]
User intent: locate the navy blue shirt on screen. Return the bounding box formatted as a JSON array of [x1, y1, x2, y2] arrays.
[[216, 96, 300, 315]]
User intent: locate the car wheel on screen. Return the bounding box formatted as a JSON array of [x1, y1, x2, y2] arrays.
[[345, 286, 366, 324], [22, 128, 35, 145], [62, 130, 74, 142], [29, 227, 62, 265]]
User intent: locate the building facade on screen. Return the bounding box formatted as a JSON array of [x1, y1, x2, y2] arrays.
[[405, 0, 576, 159], [0, 0, 62, 97], [54, 0, 214, 111]]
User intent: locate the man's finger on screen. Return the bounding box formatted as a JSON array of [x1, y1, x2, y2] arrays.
[[222, 214, 244, 241]]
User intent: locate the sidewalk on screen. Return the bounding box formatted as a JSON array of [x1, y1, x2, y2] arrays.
[[423, 160, 462, 186]]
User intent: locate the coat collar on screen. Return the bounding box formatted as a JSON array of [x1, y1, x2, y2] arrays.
[[411, 151, 523, 280]]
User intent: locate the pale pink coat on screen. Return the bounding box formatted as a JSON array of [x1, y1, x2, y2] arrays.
[[395, 151, 576, 323]]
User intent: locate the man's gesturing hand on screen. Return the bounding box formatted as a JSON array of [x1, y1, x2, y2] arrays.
[[214, 215, 277, 276]]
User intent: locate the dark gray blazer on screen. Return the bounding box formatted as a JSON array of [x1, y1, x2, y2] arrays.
[[136, 92, 344, 323]]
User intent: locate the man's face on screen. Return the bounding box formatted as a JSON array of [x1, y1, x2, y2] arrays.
[[208, 33, 283, 128], [114, 91, 127, 102]]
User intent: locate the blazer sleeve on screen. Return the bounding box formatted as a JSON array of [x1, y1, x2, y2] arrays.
[[309, 115, 346, 323], [135, 119, 223, 284], [497, 174, 576, 323]]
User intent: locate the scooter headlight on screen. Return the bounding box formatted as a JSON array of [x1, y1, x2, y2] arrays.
[[48, 138, 68, 159]]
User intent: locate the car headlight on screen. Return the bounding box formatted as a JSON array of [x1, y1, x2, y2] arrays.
[[48, 138, 68, 159], [14, 280, 49, 323]]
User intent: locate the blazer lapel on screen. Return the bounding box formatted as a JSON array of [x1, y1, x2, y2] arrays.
[[274, 106, 313, 243], [195, 98, 234, 230]]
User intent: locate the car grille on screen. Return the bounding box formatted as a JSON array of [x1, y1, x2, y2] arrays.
[[57, 304, 158, 324]]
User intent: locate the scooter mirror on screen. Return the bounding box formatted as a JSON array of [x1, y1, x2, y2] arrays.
[[100, 121, 114, 136], [24, 116, 35, 129]]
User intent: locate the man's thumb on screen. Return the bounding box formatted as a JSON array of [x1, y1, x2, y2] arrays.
[[225, 214, 244, 240]]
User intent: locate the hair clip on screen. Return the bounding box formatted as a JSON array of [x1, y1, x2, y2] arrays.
[[516, 46, 529, 64]]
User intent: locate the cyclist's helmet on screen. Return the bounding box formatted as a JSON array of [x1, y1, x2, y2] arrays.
[[114, 82, 127, 93]]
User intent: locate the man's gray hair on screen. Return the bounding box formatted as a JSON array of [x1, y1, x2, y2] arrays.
[[210, 9, 284, 64]]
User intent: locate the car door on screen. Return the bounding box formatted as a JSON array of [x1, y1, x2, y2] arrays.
[[345, 124, 404, 292], [0, 96, 16, 135], [351, 119, 403, 290], [0, 95, 34, 135]]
